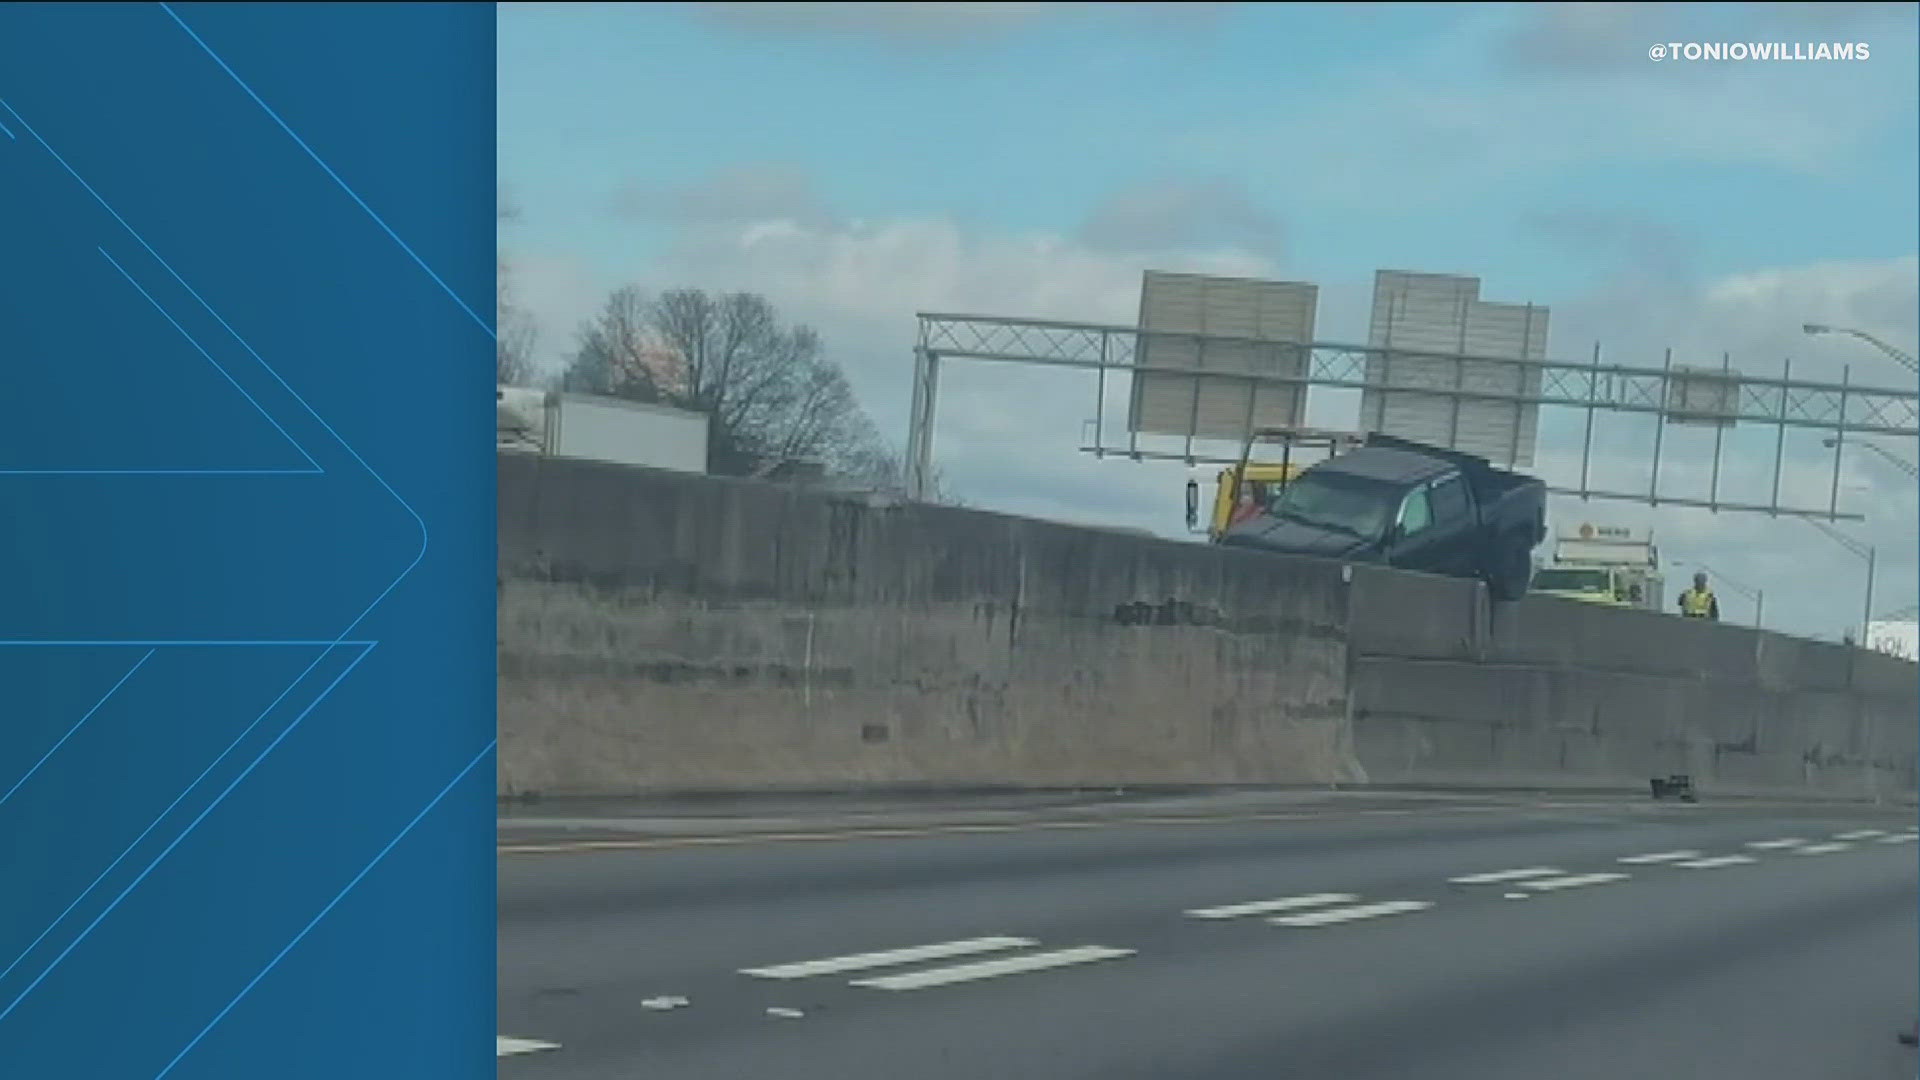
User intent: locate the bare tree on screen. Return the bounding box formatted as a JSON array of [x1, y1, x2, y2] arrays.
[[497, 286, 539, 387], [560, 286, 678, 402], [556, 285, 930, 490], [648, 289, 891, 478], [496, 194, 538, 386]]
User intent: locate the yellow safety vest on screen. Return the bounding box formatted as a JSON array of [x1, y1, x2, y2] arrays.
[[1680, 588, 1715, 618]]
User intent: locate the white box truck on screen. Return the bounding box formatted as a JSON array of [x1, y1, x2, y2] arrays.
[[1867, 620, 1919, 661], [497, 387, 708, 474], [1530, 523, 1663, 612]]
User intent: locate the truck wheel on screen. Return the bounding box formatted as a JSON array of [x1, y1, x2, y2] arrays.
[[1487, 539, 1531, 602]]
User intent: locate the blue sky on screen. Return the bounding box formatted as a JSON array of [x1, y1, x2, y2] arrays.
[[499, 2, 1919, 639], [501, 3, 1915, 296]]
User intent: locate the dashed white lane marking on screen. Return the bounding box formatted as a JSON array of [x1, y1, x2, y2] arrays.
[[850, 945, 1134, 990], [1616, 850, 1703, 865], [1521, 872, 1632, 891], [497, 1037, 560, 1057], [1448, 867, 1563, 885], [1186, 893, 1357, 919], [1835, 829, 1889, 841], [1746, 838, 1807, 850], [1876, 833, 1919, 844], [1674, 854, 1757, 869], [741, 936, 1034, 979], [1270, 900, 1434, 927], [1794, 842, 1852, 855]]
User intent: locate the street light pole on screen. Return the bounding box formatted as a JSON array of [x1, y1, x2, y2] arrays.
[[1806, 518, 1876, 646], [1859, 440, 1916, 478], [1863, 545, 1877, 648], [1823, 436, 1919, 478], [1804, 323, 1919, 375]]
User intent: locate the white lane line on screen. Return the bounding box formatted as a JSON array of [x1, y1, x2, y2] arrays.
[[497, 1037, 560, 1057], [1521, 872, 1632, 891], [1876, 833, 1919, 844], [1186, 893, 1357, 919], [850, 945, 1134, 990], [1448, 867, 1563, 885], [1835, 829, 1889, 841], [1270, 900, 1434, 927], [741, 936, 1035, 979], [1674, 854, 1757, 869], [1795, 842, 1852, 855], [1745, 838, 1807, 850], [1616, 850, 1702, 865]]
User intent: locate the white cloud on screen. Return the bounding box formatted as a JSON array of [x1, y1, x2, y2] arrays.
[[1077, 179, 1285, 258], [1699, 258, 1919, 373], [500, 248, 605, 376], [1530, 251, 1917, 639], [611, 164, 838, 231]]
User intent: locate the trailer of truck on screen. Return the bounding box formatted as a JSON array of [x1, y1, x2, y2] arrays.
[[497, 387, 709, 474]]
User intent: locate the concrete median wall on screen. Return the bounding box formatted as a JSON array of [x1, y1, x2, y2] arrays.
[[498, 453, 1917, 799], [498, 452, 1356, 796], [1345, 569, 1918, 798]]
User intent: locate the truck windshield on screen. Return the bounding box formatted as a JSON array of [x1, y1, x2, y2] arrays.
[[1266, 473, 1397, 539], [1532, 568, 1611, 592]]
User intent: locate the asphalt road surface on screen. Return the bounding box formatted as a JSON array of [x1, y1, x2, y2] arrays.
[[499, 793, 1919, 1079]]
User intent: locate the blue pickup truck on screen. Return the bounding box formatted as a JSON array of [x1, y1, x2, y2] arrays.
[[1217, 433, 1548, 601]]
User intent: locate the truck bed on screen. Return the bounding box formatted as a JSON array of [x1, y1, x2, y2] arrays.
[[1362, 433, 1541, 528]]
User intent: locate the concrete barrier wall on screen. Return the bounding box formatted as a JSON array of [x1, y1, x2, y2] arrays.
[[1345, 567, 1918, 798], [499, 453, 1356, 796], [499, 453, 1917, 799]]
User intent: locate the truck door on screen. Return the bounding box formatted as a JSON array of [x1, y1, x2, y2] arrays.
[[1422, 472, 1477, 575], [1385, 482, 1446, 573]]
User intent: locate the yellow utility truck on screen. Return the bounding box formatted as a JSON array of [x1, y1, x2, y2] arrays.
[[1529, 523, 1663, 611], [1185, 429, 1365, 542]]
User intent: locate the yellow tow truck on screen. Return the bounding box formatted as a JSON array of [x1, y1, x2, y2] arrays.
[[1189, 461, 1307, 541], [1184, 428, 1367, 541]]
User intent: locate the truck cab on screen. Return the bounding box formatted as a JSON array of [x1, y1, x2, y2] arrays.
[[1192, 462, 1309, 542], [1530, 565, 1641, 607]]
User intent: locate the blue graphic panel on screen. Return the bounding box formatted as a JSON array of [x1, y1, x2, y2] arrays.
[[0, 4, 494, 1078]]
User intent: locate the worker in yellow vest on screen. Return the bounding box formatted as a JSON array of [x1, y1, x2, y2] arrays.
[[1677, 572, 1719, 620]]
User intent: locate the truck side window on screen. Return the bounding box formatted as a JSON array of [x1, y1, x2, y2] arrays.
[[1397, 486, 1433, 536], [1428, 474, 1469, 523]]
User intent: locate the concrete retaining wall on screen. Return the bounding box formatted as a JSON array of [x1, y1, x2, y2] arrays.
[[498, 453, 1917, 799]]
